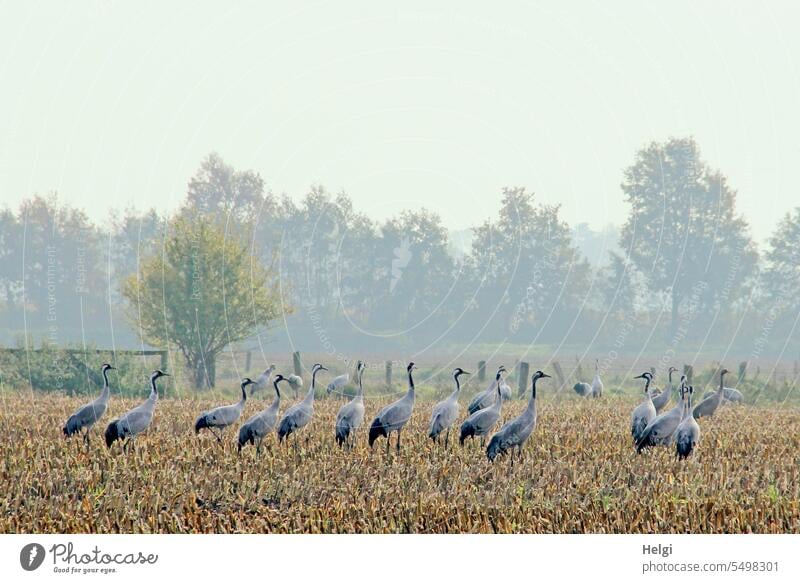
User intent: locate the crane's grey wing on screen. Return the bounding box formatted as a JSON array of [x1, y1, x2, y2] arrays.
[[117, 407, 153, 436]]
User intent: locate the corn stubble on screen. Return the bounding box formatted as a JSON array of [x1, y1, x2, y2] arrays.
[[1, 395, 797, 533]]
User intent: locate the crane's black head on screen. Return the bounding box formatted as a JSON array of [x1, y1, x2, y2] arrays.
[[241, 377, 255, 389], [407, 362, 416, 372], [101, 363, 115, 371], [495, 365, 506, 380], [634, 372, 652, 381], [669, 366, 678, 373], [264, 364, 276, 374], [453, 367, 470, 378], [533, 370, 551, 380], [152, 369, 169, 379], [719, 368, 729, 377], [312, 363, 328, 373]]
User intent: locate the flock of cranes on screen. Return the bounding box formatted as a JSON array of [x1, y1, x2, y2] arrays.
[[62, 361, 742, 463]]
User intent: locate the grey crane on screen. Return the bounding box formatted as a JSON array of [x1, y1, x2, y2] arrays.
[[63, 363, 115, 445], [651, 366, 677, 413], [486, 370, 550, 464], [285, 374, 304, 399], [572, 382, 592, 397], [635, 376, 688, 453], [335, 361, 366, 448], [429, 367, 470, 447], [630, 372, 656, 444], [591, 359, 603, 398], [467, 366, 507, 414], [368, 362, 417, 452], [693, 368, 729, 420], [239, 374, 286, 454], [460, 380, 503, 446], [104, 370, 169, 449], [194, 378, 254, 442], [675, 385, 701, 460], [277, 363, 327, 445], [251, 364, 276, 396], [702, 386, 744, 404], [326, 365, 351, 398]]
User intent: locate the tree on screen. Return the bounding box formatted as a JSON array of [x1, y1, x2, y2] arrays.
[[122, 215, 283, 389], [468, 187, 589, 337], [763, 207, 800, 310], [620, 138, 758, 337]]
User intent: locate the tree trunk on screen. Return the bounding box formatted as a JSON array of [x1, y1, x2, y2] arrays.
[[190, 353, 216, 390]]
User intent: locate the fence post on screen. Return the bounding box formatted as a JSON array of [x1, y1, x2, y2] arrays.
[[517, 361, 530, 398], [293, 351, 302, 376], [552, 361, 566, 390], [245, 351, 252, 371], [385, 361, 392, 387], [683, 364, 693, 384], [477, 360, 486, 382], [159, 350, 168, 373], [738, 361, 747, 383]]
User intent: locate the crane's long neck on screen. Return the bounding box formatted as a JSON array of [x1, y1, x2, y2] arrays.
[[718, 372, 726, 395], [239, 383, 248, 406], [668, 369, 675, 386], [407, 369, 415, 398], [527, 377, 539, 412], [644, 378, 652, 400], [452, 373, 461, 397], [272, 382, 281, 407], [357, 370, 364, 398], [148, 376, 159, 402], [100, 368, 111, 400], [307, 369, 319, 402]]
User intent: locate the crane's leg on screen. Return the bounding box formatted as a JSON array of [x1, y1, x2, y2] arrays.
[[256, 437, 262, 456], [480, 436, 485, 448], [385, 434, 390, 454], [397, 429, 402, 451], [209, 427, 223, 444], [445, 428, 450, 449]]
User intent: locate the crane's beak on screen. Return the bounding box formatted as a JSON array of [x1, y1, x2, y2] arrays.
[[541, 373, 551, 378]]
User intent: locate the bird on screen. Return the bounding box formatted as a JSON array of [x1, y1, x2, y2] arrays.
[[693, 368, 729, 420], [429, 367, 470, 447], [467, 366, 507, 414], [238, 374, 286, 454], [335, 361, 366, 448], [326, 366, 351, 398], [630, 372, 657, 444], [591, 359, 603, 398], [486, 370, 550, 465], [701, 386, 744, 404], [635, 376, 688, 453], [285, 374, 304, 399], [675, 385, 701, 460], [250, 364, 276, 396], [194, 378, 254, 442], [572, 382, 592, 397], [460, 379, 503, 447], [104, 370, 168, 449], [63, 363, 114, 445], [368, 362, 417, 452], [651, 366, 677, 413], [277, 363, 327, 446]]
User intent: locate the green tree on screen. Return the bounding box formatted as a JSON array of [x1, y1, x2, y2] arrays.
[[620, 137, 757, 337], [122, 215, 283, 389]]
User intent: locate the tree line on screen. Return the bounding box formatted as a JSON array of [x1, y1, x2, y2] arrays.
[[1, 137, 798, 388]]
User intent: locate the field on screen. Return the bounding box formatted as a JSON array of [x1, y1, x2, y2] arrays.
[[1, 393, 798, 533]]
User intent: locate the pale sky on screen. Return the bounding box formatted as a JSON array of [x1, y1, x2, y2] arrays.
[[1, 1, 799, 241]]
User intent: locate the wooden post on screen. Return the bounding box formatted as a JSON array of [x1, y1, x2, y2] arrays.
[[245, 350, 252, 372], [478, 360, 486, 382], [517, 361, 530, 398], [159, 350, 168, 373], [738, 361, 747, 383], [293, 351, 302, 376], [552, 361, 566, 390], [385, 361, 392, 387], [683, 364, 693, 384]]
